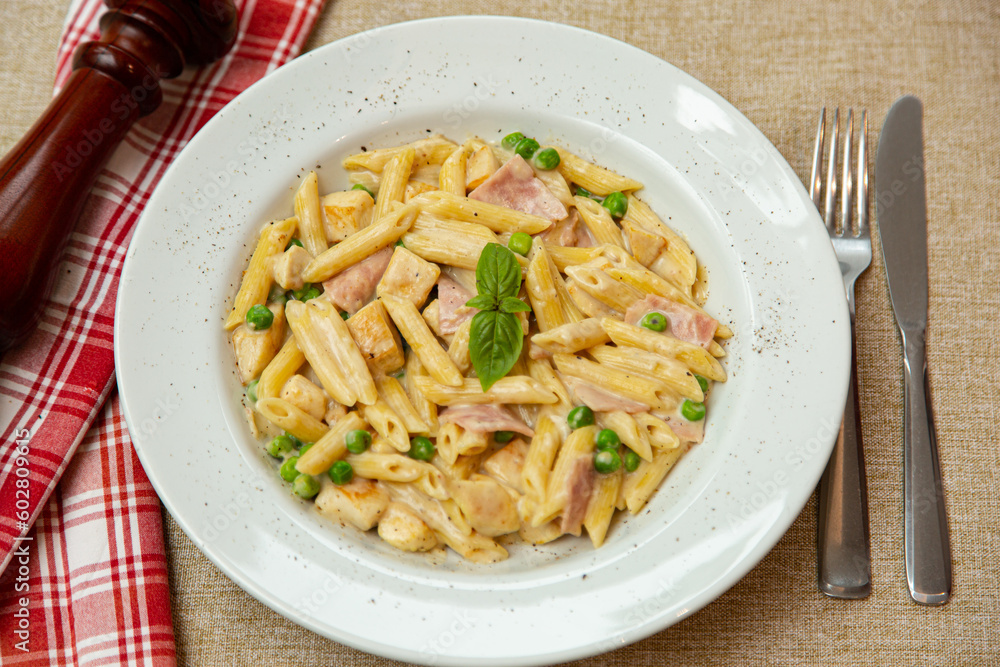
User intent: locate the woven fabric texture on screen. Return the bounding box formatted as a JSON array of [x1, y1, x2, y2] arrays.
[[1, 0, 997, 665]]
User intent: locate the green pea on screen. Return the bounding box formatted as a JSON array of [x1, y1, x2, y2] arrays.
[[596, 428, 621, 450], [395, 239, 405, 248], [340, 311, 350, 320], [267, 284, 288, 305], [408, 436, 436, 461], [575, 186, 598, 200], [602, 191, 628, 218], [245, 304, 274, 330], [567, 405, 595, 429], [328, 460, 354, 485], [299, 442, 314, 456], [681, 399, 706, 422], [266, 434, 295, 458], [280, 456, 300, 482], [695, 374, 709, 393], [533, 147, 560, 170], [494, 431, 515, 443], [345, 429, 372, 454], [514, 137, 540, 160], [286, 238, 304, 250], [501, 132, 525, 150], [293, 473, 320, 498], [245, 379, 259, 403], [623, 449, 641, 472], [640, 312, 667, 332], [285, 432, 305, 449], [507, 232, 533, 256], [594, 449, 622, 474], [351, 183, 375, 199], [291, 283, 318, 301]]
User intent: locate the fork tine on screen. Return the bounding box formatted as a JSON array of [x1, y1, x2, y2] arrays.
[[823, 108, 839, 229], [841, 109, 854, 235], [856, 109, 869, 236], [810, 108, 826, 209]]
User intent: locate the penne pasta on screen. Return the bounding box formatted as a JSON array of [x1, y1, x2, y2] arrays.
[[554, 147, 643, 195], [224, 216, 296, 330], [622, 445, 686, 514], [295, 411, 368, 475], [343, 134, 458, 172], [574, 196, 625, 247], [531, 318, 610, 356], [302, 203, 417, 283], [412, 376, 558, 406], [381, 294, 464, 387], [414, 190, 553, 234], [294, 171, 327, 257], [600, 317, 726, 382], [374, 147, 415, 221], [439, 144, 470, 196], [256, 397, 328, 443]]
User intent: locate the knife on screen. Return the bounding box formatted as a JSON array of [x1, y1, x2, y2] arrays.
[[876, 95, 952, 605]]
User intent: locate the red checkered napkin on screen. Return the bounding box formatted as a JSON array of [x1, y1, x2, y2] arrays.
[[0, 0, 324, 661]]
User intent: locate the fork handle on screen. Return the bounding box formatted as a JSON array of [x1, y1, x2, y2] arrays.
[[901, 328, 951, 605], [817, 316, 872, 598]]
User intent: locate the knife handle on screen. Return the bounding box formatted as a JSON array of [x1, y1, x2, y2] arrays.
[[902, 328, 951, 605], [817, 316, 871, 598]]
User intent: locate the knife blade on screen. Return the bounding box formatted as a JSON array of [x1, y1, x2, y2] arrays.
[[876, 95, 952, 605]]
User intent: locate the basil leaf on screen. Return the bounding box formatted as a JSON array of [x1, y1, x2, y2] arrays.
[[475, 243, 521, 300], [499, 296, 531, 313], [469, 310, 523, 391], [465, 294, 497, 311]]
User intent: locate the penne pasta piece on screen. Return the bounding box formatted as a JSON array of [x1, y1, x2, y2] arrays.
[[362, 398, 410, 452], [565, 262, 645, 312], [286, 299, 378, 406], [551, 353, 659, 407], [435, 421, 462, 465], [623, 194, 697, 288], [525, 244, 568, 331], [584, 467, 622, 547], [622, 445, 686, 514], [412, 376, 558, 406], [403, 353, 439, 437], [342, 134, 458, 172], [633, 412, 681, 451], [294, 171, 327, 257], [600, 318, 726, 382], [588, 344, 704, 402], [256, 397, 328, 443], [401, 212, 499, 270], [446, 318, 472, 374], [534, 424, 599, 527], [374, 374, 428, 434], [295, 410, 368, 475], [708, 340, 726, 358], [565, 278, 620, 319], [598, 411, 653, 462], [526, 357, 572, 408], [414, 191, 553, 234], [302, 203, 417, 283], [224, 216, 297, 330], [465, 139, 499, 190], [520, 410, 566, 515], [439, 144, 469, 196], [554, 147, 643, 195], [381, 294, 464, 387], [374, 148, 415, 221], [574, 196, 625, 247], [346, 451, 423, 483], [531, 318, 610, 356], [544, 244, 603, 272]]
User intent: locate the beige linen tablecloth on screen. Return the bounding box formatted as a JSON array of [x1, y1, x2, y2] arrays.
[[2, 1, 997, 664]]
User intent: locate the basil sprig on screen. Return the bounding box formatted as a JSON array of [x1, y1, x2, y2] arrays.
[[467, 243, 532, 391]]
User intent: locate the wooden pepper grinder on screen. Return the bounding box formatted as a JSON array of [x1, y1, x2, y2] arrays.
[[0, 0, 238, 353]]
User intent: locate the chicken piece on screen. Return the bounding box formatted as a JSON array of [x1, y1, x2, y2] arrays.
[[483, 438, 529, 494], [270, 245, 313, 291], [315, 477, 389, 531], [279, 374, 327, 421], [345, 299, 404, 375], [449, 474, 520, 537], [377, 502, 438, 552], [622, 219, 666, 267], [469, 155, 568, 221], [322, 246, 393, 315], [465, 143, 500, 190], [377, 246, 441, 310], [232, 303, 285, 383], [321, 190, 373, 242]]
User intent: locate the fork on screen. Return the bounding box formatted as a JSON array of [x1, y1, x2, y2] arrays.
[[810, 108, 873, 599]]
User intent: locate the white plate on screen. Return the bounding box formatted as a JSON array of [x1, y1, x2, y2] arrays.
[[116, 17, 848, 666]]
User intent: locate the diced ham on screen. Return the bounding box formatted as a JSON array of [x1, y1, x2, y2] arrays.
[[439, 404, 534, 438], [661, 412, 705, 444], [469, 155, 568, 221], [624, 294, 718, 350], [560, 455, 594, 536], [539, 209, 580, 247], [563, 376, 648, 414], [574, 219, 596, 248], [436, 275, 477, 334], [322, 246, 393, 314]]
